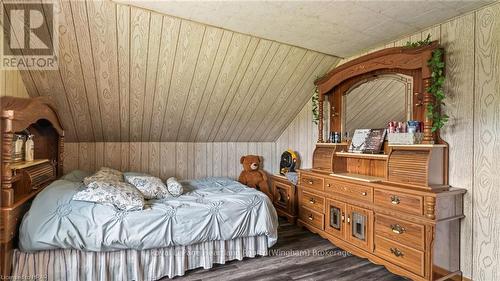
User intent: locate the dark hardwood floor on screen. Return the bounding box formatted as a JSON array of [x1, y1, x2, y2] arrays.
[[168, 219, 407, 281]]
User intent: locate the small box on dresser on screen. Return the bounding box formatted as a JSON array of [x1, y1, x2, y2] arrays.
[[270, 175, 298, 223]]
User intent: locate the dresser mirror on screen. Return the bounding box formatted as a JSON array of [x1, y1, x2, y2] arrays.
[[342, 74, 413, 137]]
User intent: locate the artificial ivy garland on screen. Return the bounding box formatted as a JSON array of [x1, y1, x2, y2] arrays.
[[311, 87, 319, 125], [426, 48, 448, 132], [405, 34, 449, 132]]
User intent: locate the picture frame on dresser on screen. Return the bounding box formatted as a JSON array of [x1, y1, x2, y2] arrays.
[[297, 43, 466, 281]]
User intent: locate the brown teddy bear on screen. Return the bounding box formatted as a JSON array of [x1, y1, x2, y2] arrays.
[[238, 155, 272, 200]]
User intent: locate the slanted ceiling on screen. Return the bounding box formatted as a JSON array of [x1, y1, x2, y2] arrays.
[[7, 0, 340, 142], [115, 0, 493, 57]]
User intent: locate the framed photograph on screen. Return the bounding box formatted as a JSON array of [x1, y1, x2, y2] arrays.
[[349, 129, 386, 154]]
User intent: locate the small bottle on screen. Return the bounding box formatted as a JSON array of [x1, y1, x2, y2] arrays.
[[334, 132, 341, 143], [329, 132, 335, 143], [14, 135, 24, 161], [25, 135, 34, 161]]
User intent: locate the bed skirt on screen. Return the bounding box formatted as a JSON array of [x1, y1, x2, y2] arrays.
[[12, 235, 268, 281]]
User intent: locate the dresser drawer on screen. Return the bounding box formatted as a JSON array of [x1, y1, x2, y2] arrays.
[[300, 190, 325, 213], [375, 236, 424, 276], [299, 206, 324, 230], [300, 174, 324, 191], [375, 214, 425, 251], [325, 179, 372, 203], [374, 189, 423, 215]]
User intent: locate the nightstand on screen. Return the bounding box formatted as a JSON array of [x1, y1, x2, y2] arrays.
[[270, 174, 297, 223]]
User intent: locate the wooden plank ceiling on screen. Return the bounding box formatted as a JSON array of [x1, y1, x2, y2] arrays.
[[13, 0, 340, 142]]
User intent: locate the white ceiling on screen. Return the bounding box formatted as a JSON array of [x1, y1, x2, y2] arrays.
[[113, 0, 492, 57]]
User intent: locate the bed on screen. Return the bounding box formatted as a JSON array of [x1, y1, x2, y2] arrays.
[[12, 171, 278, 280]]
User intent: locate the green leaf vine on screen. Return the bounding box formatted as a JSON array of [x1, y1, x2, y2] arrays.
[[426, 48, 448, 132], [404, 34, 432, 48], [311, 73, 328, 125], [405, 34, 448, 133], [311, 86, 319, 125]]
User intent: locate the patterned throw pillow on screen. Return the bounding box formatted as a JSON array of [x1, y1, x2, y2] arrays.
[[73, 180, 144, 211], [83, 167, 124, 186], [124, 174, 171, 200], [166, 177, 184, 197]]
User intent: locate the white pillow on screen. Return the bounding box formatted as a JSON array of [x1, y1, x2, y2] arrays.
[[124, 174, 170, 200], [83, 167, 124, 186], [73, 180, 144, 211], [166, 177, 183, 197]]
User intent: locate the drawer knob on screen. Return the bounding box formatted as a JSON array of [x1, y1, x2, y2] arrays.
[[390, 195, 400, 205], [309, 198, 315, 204], [308, 180, 313, 185], [308, 214, 314, 221], [361, 192, 367, 196], [326, 183, 331, 187], [390, 224, 406, 234], [390, 247, 404, 257]]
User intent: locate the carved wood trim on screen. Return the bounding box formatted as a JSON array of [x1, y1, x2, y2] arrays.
[[314, 42, 441, 144], [425, 196, 436, 220], [1, 97, 65, 277], [318, 98, 324, 143], [315, 42, 438, 93], [422, 78, 435, 144]]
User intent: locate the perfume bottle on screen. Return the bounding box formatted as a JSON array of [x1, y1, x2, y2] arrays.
[[14, 135, 24, 161], [329, 132, 335, 143], [334, 132, 341, 143], [25, 135, 34, 161]]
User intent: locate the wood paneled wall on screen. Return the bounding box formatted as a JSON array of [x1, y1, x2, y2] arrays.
[[276, 3, 500, 280], [0, 69, 29, 98], [63, 142, 277, 180], [8, 0, 338, 142], [5, 1, 499, 279]]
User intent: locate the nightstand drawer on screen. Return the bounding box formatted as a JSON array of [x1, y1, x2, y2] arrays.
[[272, 180, 293, 212], [375, 214, 425, 251], [374, 189, 423, 215], [300, 189, 325, 213], [299, 206, 324, 230], [300, 174, 324, 191]]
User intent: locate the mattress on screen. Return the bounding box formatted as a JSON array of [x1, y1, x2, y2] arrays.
[[19, 172, 278, 252]]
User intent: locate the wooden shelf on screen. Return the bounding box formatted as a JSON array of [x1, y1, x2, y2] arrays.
[[329, 173, 384, 183], [335, 152, 388, 160], [9, 159, 49, 170], [388, 144, 447, 148], [316, 142, 349, 147]]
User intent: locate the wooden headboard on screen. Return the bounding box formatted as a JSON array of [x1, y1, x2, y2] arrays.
[[0, 97, 64, 276]]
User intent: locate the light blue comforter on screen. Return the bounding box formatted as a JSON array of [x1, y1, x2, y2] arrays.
[[19, 172, 278, 252]]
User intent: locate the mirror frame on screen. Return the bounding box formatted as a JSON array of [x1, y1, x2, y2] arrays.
[[314, 42, 442, 144]]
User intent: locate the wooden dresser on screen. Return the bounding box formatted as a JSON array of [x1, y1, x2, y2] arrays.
[[298, 44, 466, 281], [298, 157, 465, 281], [270, 174, 297, 223], [0, 97, 64, 276]]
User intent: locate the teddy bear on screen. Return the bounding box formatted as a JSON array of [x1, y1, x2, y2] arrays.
[[238, 155, 273, 200]]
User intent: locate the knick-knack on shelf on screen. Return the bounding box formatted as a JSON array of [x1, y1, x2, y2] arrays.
[[25, 135, 34, 161]]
